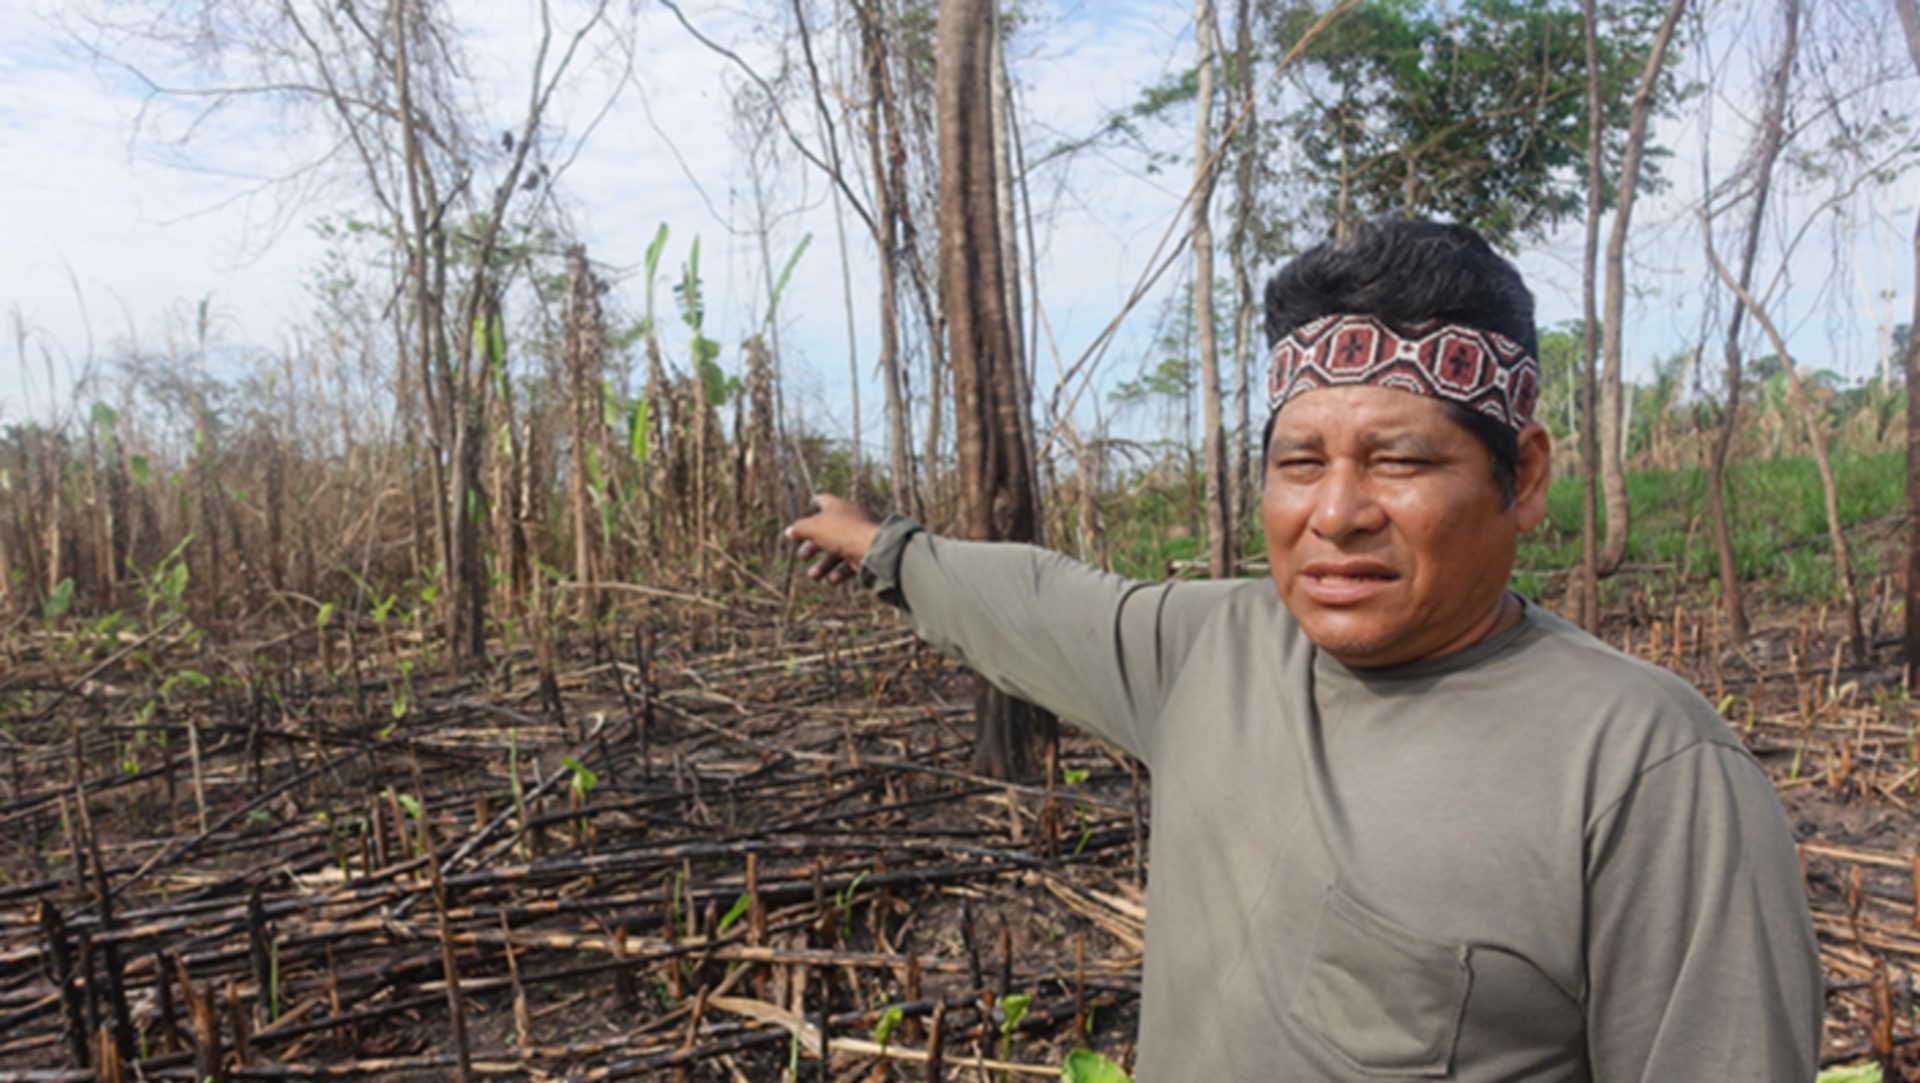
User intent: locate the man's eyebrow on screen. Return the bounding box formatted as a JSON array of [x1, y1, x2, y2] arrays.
[[1267, 435, 1323, 457], [1359, 431, 1445, 455]]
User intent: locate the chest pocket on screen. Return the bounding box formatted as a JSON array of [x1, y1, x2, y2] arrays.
[[1290, 884, 1471, 1078]]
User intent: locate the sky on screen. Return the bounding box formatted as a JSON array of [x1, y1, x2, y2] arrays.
[[2, 0, 1914, 450]]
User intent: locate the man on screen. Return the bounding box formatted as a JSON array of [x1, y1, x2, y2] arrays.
[[787, 219, 1821, 1080]]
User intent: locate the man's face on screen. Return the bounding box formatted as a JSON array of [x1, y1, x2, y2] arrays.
[[1261, 385, 1548, 668]]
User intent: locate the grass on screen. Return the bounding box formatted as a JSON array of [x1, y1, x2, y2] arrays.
[[1517, 451, 1903, 604], [1093, 450, 1905, 608]]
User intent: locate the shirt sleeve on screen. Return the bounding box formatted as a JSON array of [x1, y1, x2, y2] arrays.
[[1582, 740, 1823, 1081], [859, 515, 1230, 761]]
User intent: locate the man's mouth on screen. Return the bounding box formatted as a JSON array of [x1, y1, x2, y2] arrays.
[[1298, 563, 1399, 603]]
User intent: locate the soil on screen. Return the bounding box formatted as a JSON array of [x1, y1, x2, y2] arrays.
[[1, 585, 1916, 1080]]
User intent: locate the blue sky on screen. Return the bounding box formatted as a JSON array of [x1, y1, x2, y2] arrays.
[[2, 0, 1913, 448]]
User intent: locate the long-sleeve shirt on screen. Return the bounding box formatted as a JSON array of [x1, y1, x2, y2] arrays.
[[859, 516, 1822, 1081]]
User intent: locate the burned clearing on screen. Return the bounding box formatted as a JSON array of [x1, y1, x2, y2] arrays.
[[2, 578, 1917, 1080]]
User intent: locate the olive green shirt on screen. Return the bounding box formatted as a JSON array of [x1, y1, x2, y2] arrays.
[[860, 518, 1821, 1081]]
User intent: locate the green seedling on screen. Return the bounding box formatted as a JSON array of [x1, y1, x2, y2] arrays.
[[834, 869, 870, 942], [872, 1006, 904, 1050], [561, 757, 599, 842], [718, 891, 753, 936], [1060, 1049, 1131, 1083], [997, 993, 1032, 1078]]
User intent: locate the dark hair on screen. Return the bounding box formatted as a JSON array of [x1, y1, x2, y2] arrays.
[[1261, 218, 1535, 505]]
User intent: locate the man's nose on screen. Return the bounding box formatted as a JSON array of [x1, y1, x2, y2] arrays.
[[1309, 463, 1386, 540]]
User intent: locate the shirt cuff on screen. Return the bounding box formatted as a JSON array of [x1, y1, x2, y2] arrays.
[[858, 514, 927, 609]]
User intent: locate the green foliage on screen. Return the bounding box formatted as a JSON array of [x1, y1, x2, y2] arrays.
[[1816, 1064, 1881, 1083], [43, 578, 74, 622], [872, 1006, 904, 1049], [1268, 0, 1681, 246], [1060, 1049, 1132, 1083], [717, 891, 753, 935], [642, 222, 670, 331], [1518, 450, 1904, 605], [560, 757, 599, 801], [762, 233, 813, 332]]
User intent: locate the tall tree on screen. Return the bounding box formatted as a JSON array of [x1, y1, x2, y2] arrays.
[[936, 0, 1053, 779], [1193, 0, 1231, 578], [1268, 0, 1669, 248], [1894, 0, 1920, 687], [1594, 0, 1689, 578], [1575, 0, 1604, 631], [1227, 0, 1259, 534]]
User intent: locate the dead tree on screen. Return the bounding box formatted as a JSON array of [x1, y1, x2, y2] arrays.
[[937, 0, 1054, 780], [1893, 0, 1920, 686], [1193, 0, 1231, 578], [563, 245, 606, 618], [1704, 0, 1800, 646]]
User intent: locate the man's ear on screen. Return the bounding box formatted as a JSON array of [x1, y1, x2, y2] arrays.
[[1512, 423, 1552, 532]]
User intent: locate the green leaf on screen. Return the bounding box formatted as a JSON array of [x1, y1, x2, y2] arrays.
[[699, 356, 728, 405], [92, 401, 118, 432], [872, 1006, 904, 1049], [162, 562, 190, 604], [395, 792, 425, 822], [174, 669, 211, 688], [628, 398, 652, 470], [561, 757, 598, 798], [1816, 1065, 1883, 1083], [643, 223, 670, 325], [129, 455, 150, 484], [763, 233, 812, 330], [717, 891, 753, 935], [316, 602, 335, 629], [1000, 994, 1031, 1035], [43, 578, 74, 621], [1062, 767, 1089, 786], [1059, 1049, 1131, 1083]]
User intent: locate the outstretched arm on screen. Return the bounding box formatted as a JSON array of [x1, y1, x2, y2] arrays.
[[784, 495, 1229, 761]]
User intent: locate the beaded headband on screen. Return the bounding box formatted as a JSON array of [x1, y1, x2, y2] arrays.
[[1266, 314, 1541, 431]]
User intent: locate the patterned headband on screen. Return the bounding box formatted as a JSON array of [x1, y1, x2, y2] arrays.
[[1266, 314, 1541, 431]]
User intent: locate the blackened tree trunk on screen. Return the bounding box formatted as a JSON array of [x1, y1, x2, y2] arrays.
[[1892, 0, 1920, 687], [936, 0, 1053, 780]]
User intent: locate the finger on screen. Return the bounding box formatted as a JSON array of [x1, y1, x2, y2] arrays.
[[796, 540, 820, 560]]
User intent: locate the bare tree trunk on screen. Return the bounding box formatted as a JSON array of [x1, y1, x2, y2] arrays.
[[1707, 0, 1800, 647], [859, 1, 916, 514], [830, 182, 863, 505], [1596, 0, 1689, 575], [564, 245, 604, 619], [1892, 0, 1920, 686], [937, 0, 1053, 779], [1227, 0, 1257, 533], [1576, 0, 1603, 630], [1704, 246, 1866, 662], [1193, 0, 1231, 579], [990, 9, 1036, 529]]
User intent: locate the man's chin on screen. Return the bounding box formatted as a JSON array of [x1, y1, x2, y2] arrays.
[[1294, 618, 1411, 669]]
